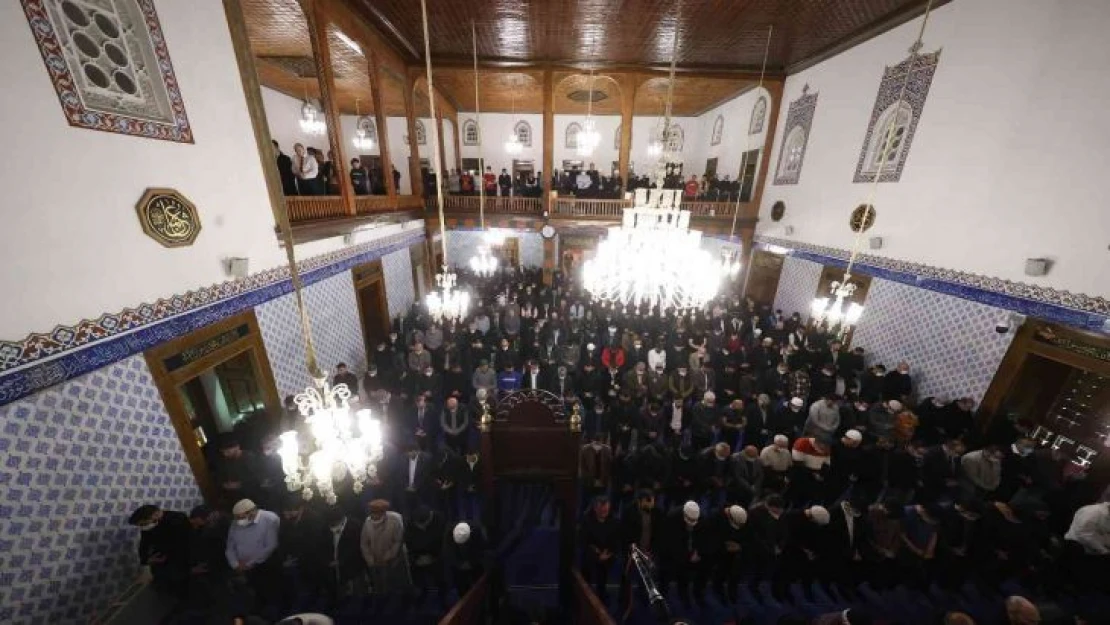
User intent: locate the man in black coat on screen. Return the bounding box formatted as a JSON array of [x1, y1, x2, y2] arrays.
[[278, 497, 328, 606], [921, 438, 967, 503], [581, 495, 621, 602], [186, 505, 229, 606], [406, 505, 448, 607], [129, 504, 192, 598], [660, 501, 714, 607], [820, 497, 868, 591], [322, 506, 364, 606], [709, 505, 751, 603], [447, 521, 486, 597], [745, 496, 786, 586], [728, 445, 764, 507]]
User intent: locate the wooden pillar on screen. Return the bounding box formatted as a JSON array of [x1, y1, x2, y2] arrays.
[[436, 111, 448, 179], [366, 50, 396, 198], [403, 71, 423, 198], [617, 75, 637, 185], [542, 69, 554, 197], [303, 0, 355, 215], [452, 113, 463, 171]]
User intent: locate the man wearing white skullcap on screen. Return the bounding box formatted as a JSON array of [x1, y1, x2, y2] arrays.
[[711, 505, 750, 602], [225, 498, 281, 609], [807, 505, 831, 526], [448, 521, 485, 596], [778, 503, 831, 594], [760, 434, 793, 492], [662, 501, 711, 607]]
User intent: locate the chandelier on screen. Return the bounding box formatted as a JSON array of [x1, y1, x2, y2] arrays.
[[718, 248, 742, 279], [583, 188, 719, 311], [504, 133, 523, 155], [576, 70, 601, 157], [808, 0, 936, 336], [352, 99, 375, 151], [646, 137, 663, 157], [278, 376, 383, 505], [299, 99, 326, 136], [426, 267, 470, 322], [469, 245, 499, 277]]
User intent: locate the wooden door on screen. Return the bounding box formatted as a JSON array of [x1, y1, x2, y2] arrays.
[[744, 249, 785, 306], [353, 260, 390, 354], [144, 310, 280, 504], [705, 157, 718, 179], [496, 237, 520, 269]]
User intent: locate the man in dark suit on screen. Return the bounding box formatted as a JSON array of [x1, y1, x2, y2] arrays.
[[407, 395, 440, 452], [545, 365, 576, 397], [322, 505, 364, 606], [522, 360, 545, 390], [820, 497, 868, 591], [394, 440, 434, 513], [921, 438, 966, 503], [278, 497, 327, 607]]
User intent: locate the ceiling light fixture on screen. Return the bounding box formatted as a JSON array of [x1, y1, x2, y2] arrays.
[[351, 98, 375, 151], [811, 0, 936, 337], [422, 0, 470, 322], [576, 70, 601, 156], [299, 83, 326, 136]]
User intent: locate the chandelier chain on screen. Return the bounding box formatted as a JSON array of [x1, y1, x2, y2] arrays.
[[472, 20, 486, 231], [728, 24, 773, 243], [421, 0, 449, 267]]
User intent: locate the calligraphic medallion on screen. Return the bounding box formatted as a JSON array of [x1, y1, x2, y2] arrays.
[[135, 188, 201, 247]]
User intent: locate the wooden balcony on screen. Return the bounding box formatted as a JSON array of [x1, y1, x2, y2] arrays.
[[286, 195, 348, 222], [283, 194, 425, 244], [437, 195, 545, 215], [434, 194, 758, 224]]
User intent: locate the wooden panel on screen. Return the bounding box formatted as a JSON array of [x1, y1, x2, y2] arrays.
[[633, 76, 754, 116], [349, 0, 944, 69], [745, 249, 785, 306]]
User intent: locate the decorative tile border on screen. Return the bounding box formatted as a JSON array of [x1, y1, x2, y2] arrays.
[[21, 0, 194, 143], [755, 235, 1110, 333], [0, 229, 426, 407]]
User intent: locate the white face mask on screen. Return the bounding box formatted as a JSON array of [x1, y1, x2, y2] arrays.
[[139, 522, 157, 532], [236, 518, 251, 527]]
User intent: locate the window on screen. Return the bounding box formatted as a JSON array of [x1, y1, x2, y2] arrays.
[[863, 102, 912, 176], [665, 124, 684, 152], [415, 120, 427, 145], [462, 119, 479, 145], [749, 96, 767, 135], [565, 122, 582, 149], [778, 126, 806, 176], [711, 115, 724, 145], [513, 120, 532, 147]]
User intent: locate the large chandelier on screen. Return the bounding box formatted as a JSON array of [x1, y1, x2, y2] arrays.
[[300, 99, 326, 136], [718, 248, 742, 279], [278, 376, 383, 505], [426, 267, 470, 322], [583, 188, 719, 311], [351, 99, 375, 151], [811, 279, 864, 333], [504, 133, 523, 155], [576, 70, 601, 156]]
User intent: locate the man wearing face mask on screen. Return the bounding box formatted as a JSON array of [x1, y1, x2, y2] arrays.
[[225, 499, 281, 611], [961, 444, 1004, 499], [278, 497, 327, 607], [129, 504, 191, 597], [523, 360, 544, 390], [729, 445, 765, 507], [710, 505, 750, 603], [661, 501, 713, 608], [322, 506, 363, 606], [743, 394, 773, 448]]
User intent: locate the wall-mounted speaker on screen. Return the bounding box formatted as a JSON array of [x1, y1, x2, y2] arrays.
[[226, 257, 249, 279], [1024, 258, 1050, 276], [343, 233, 355, 246], [784, 226, 795, 236], [869, 237, 883, 249]]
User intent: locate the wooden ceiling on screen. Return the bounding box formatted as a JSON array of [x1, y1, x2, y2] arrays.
[[347, 0, 944, 70]]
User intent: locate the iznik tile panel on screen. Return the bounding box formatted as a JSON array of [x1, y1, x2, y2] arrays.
[[773, 255, 823, 317], [382, 248, 416, 319], [257, 272, 367, 398], [851, 278, 1014, 403], [0, 355, 201, 623]]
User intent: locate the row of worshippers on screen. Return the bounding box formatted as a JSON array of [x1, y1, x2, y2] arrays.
[[442, 167, 545, 198], [127, 495, 489, 619], [273, 140, 399, 197]]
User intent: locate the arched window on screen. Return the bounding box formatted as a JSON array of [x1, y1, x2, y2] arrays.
[[356, 116, 377, 143], [513, 120, 532, 147], [415, 120, 427, 145], [565, 122, 582, 149], [864, 101, 913, 176], [665, 124, 684, 152], [614, 124, 622, 150], [710, 115, 724, 145], [462, 119, 479, 145], [749, 96, 767, 135], [778, 125, 806, 177]]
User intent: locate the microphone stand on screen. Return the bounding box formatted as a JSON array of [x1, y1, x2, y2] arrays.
[[629, 544, 671, 622]]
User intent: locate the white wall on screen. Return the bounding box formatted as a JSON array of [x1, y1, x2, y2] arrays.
[[0, 0, 358, 341], [698, 86, 771, 183], [554, 114, 621, 174], [629, 115, 698, 179], [263, 85, 328, 154], [758, 0, 1110, 298], [459, 113, 544, 175]]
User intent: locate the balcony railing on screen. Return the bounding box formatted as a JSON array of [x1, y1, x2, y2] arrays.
[[286, 195, 347, 222], [438, 195, 544, 214], [553, 197, 629, 218]]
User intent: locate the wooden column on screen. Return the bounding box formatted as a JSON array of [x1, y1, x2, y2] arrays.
[[542, 69, 554, 194], [303, 0, 354, 215], [366, 50, 396, 198], [403, 71, 423, 199], [452, 113, 463, 171], [436, 111, 448, 178], [617, 75, 637, 185]]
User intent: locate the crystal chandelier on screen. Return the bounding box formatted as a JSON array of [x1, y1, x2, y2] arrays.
[[351, 99, 375, 151], [504, 133, 523, 155], [576, 70, 601, 157], [583, 188, 719, 312], [718, 248, 742, 279], [811, 279, 864, 332], [646, 137, 663, 157], [469, 245, 499, 277], [300, 99, 326, 136], [426, 267, 470, 322], [278, 376, 383, 505]]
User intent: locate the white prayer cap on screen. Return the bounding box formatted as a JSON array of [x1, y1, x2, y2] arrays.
[[586, 342, 596, 350], [789, 397, 804, 408], [808, 505, 830, 525], [726, 505, 748, 526], [845, 429, 863, 442], [682, 500, 701, 522], [773, 434, 789, 445], [888, 400, 904, 411], [452, 522, 471, 544], [232, 499, 256, 515], [703, 391, 716, 402]]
